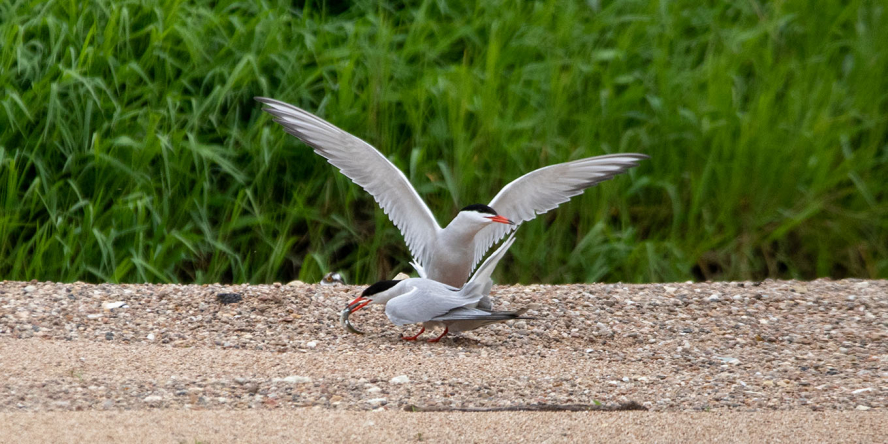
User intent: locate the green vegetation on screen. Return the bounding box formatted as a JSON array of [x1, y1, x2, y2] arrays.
[[1, 0, 886, 284]]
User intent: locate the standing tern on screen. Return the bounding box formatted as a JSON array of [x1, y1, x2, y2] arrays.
[[343, 232, 528, 342], [256, 97, 649, 287]]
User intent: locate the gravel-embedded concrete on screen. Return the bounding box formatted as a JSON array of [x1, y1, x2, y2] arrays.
[[0, 279, 885, 418], [1, 410, 885, 443]]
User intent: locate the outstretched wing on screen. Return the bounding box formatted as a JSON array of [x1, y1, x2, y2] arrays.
[[472, 153, 649, 270], [256, 98, 441, 266]]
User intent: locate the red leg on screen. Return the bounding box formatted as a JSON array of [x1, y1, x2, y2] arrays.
[[401, 327, 425, 341], [427, 327, 449, 343]]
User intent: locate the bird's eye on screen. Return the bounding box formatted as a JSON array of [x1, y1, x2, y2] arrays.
[[326, 276, 333, 282]]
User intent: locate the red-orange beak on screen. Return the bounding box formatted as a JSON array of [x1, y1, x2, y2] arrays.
[[486, 215, 515, 225], [346, 296, 371, 314]]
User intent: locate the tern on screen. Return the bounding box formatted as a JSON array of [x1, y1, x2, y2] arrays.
[[320, 271, 345, 286], [344, 232, 527, 342], [256, 97, 649, 287]]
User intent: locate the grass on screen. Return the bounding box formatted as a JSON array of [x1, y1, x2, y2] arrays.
[[1, 0, 886, 285]]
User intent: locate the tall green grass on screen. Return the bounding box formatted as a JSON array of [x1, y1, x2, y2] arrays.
[[1, 0, 886, 284]]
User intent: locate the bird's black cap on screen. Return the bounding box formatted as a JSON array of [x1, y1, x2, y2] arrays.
[[362, 280, 400, 297], [459, 204, 498, 215]]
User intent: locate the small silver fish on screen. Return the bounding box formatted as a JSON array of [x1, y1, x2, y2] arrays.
[[340, 306, 365, 335]]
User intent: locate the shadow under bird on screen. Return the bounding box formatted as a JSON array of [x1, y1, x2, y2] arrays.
[[256, 97, 649, 287], [343, 232, 529, 342]]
